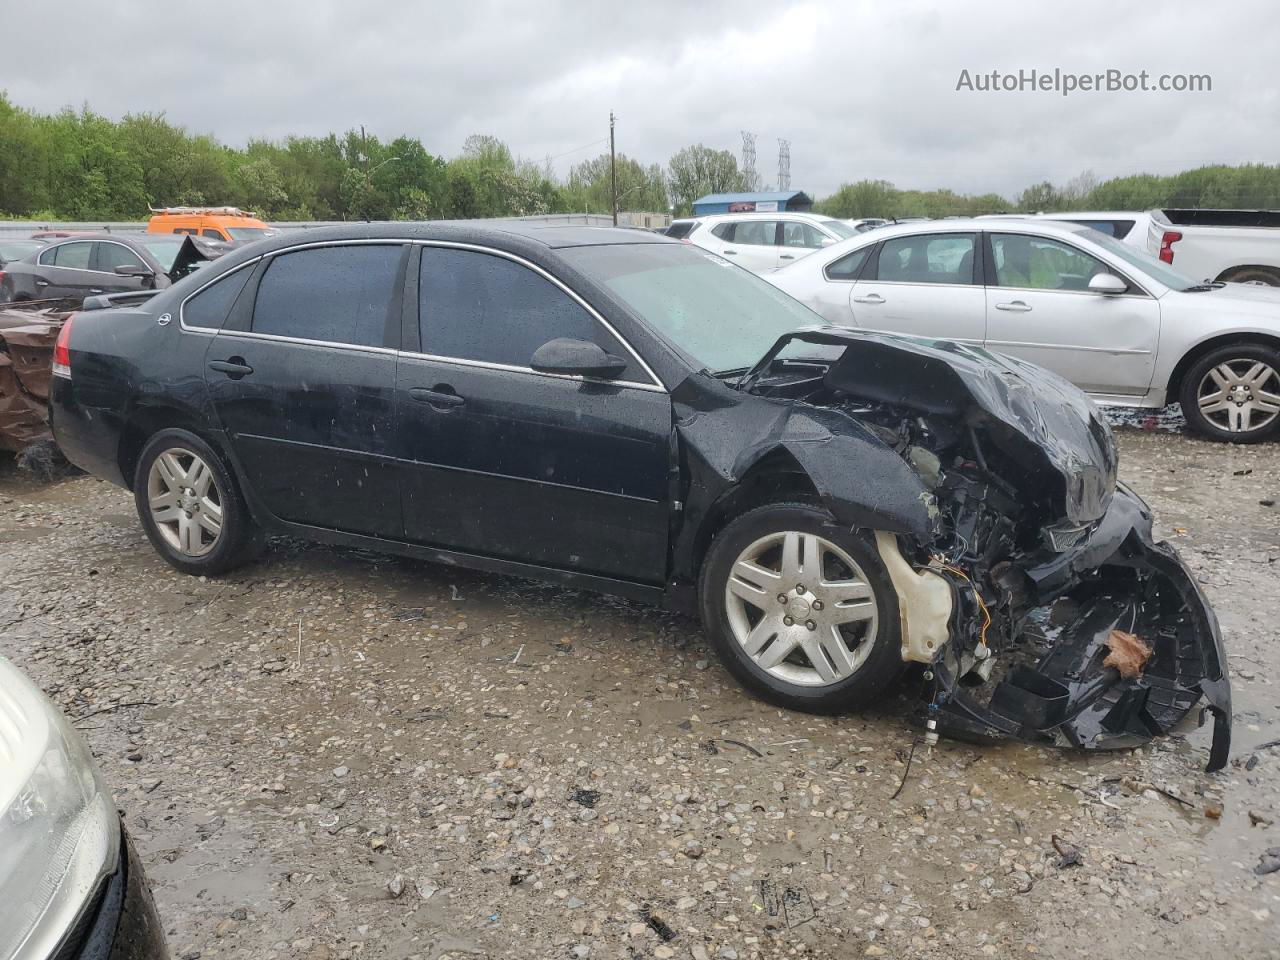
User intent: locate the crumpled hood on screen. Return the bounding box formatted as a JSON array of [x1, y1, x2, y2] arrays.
[[745, 326, 1118, 524]]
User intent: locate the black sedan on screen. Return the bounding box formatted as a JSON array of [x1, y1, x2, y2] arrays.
[[0, 233, 219, 304], [48, 223, 1231, 769]]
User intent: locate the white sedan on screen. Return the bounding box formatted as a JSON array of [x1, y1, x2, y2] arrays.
[[765, 218, 1280, 442]]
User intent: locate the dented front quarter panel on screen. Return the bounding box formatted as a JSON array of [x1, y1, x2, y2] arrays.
[[668, 371, 938, 586]]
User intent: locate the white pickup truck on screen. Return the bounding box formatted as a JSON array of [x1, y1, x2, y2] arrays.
[[1147, 208, 1280, 286]]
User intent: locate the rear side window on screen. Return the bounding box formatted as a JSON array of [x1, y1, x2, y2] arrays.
[[825, 247, 872, 280], [665, 221, 697, 240], [874, 233, 976, 285], [781, 221, 826, 248], [710, 223, 734, 240], [418, 247, 632, 376], [252, 245, 402, 347], [183, 267, 254, 329], [731, 221, 778, 246], [43, 242, 93, 269]]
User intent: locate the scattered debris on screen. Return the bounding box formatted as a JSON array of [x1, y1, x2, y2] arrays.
[[569, 788, 601, 808], [890, 739, 920, 801], [706, 737, 763, 758], [1103, 629, 1153, 679], [1254, 848, 1280, 876], [1051, 835, 1084, 868], [640, 905, 676, 942]]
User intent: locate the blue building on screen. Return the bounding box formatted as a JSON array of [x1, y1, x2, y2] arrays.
[[691, 190, 813, 216]]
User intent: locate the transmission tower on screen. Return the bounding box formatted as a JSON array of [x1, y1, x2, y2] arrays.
[[741, 131, 758, 190], [777, 139, 791, 191]]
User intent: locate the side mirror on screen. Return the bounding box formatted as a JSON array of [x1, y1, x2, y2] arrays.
[[114, 264, 155, 278], [530, 338, 627, 379], [1087, 272, 1127, 295]]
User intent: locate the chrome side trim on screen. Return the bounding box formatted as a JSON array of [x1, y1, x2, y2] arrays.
[[211, 329, 398, 356], [985, 339, 1151, 356], [397, 349, 665, 393]]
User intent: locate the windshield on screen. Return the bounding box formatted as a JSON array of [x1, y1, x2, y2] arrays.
[[0, 240, 42, 261], [565, 243, 829, 373], [1072, 227, 1198, 289], [142, 239, 185, 271], [820, 219, 856, 239], [228, 227, 277, 243]]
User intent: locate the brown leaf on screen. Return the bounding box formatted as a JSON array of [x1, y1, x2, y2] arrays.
[[1104, 629, 1153, 679]]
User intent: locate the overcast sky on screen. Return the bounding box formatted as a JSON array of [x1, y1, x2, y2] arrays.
[[2, 0, 1275, 200]]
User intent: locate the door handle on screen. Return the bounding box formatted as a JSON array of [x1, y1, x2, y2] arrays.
[[208, 357, 254, 379], [35, 280, 48, 287], [89, 288, 104, 294], [409, 386, 465, 409], [779, 254, 796, 260], [722, 249, 738, 255], [852, 293, 884, 304], [995, 300, 1033, 312]]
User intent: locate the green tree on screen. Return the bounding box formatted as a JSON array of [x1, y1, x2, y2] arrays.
[[667, 145, 748, 216]]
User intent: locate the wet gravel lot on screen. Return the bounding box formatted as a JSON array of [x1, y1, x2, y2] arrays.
[[2, 424, 1277, 960]]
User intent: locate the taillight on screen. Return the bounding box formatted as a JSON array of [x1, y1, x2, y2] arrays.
[[52, 313, 75, 379], [1158, 230, 1182, 264]]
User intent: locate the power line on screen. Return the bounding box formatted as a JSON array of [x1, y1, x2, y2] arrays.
[[544, 136, 610, 162]]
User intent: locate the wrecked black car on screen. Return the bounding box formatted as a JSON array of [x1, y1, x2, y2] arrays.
[[47, 223, 1230, 770]]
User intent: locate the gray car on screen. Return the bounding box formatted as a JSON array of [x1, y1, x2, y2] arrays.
[[0, 233, 219, 304]]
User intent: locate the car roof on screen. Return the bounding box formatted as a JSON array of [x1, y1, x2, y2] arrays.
[[693, 211, 837, 223], [980, 211, 1148, 220]]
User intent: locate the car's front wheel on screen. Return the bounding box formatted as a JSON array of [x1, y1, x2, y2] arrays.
[[133, 428, 258, 575], [1180, 343, 1280, 443], [699, 502, 905, 713]]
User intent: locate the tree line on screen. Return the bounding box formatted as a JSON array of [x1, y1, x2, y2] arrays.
[[4, 95, 1280, 222]]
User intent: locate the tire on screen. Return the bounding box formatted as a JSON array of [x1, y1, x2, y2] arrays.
[[1179, 343, 1280, 443], [1220, 267, 1280, 287], [133, 428, 259, 575], [698, 501, 905, 713]]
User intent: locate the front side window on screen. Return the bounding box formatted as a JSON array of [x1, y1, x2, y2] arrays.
[[418, 247, 633, 376], [184, 267, 254, 329], [142, 239, 186, 272], [203, 229, 229, 242], [252, 244, 402, 347], [731, 221, 777, 246], [46, 242, 93, 270], [94, 242, 146, 273], [874, 233, 976, 285], [781, 222, 825, 248], [990, 233, 1106, 291]]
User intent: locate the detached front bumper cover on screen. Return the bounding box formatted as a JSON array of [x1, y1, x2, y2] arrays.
[[933, 489, 1232, 772]]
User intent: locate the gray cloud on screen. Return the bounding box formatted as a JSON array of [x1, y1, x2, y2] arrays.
[[1, 0, 1273, 199]]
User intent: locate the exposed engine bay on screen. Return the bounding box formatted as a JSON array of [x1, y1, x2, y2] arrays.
[[704, 328, 1233, 771]]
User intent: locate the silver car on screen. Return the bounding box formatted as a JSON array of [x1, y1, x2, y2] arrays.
[[766, 218, 1280, 442]]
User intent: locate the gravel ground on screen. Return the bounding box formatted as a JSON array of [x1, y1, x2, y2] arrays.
[[1, 425, 1277, 960]]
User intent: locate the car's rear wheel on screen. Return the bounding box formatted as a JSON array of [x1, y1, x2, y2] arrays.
[[133, 428, 258, 575], [698, 502, 904, 712], [1180, 343, 1280, 443]]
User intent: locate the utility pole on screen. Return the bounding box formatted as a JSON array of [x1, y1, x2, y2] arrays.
[[609, 111, 618, 226]]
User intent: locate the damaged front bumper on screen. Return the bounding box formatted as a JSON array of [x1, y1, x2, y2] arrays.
[[929, 488, 1231, 772]]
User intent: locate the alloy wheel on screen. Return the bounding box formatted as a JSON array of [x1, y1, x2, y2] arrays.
[[147, 447, 223, 556], [723, 530, 879, 687], [1196, 359, 1280, 433]]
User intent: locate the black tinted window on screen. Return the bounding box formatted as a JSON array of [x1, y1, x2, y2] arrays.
[[253, 245, 401, 347], [418, 247, 631, 375], [710, 223, 733, 240], [665, 221, 696, 240], [825, 247, 872, 280], [183, 267, 254, 329]]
